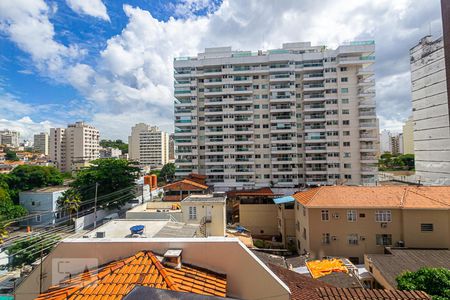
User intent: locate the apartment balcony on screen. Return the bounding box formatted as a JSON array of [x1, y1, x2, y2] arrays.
[[233, 108, 253, 115], [361, 167, 378, 174], [230, 87, 253, 95], [270, 105, 295, 112], [271, 146, 296, 154], [206, 168, 225, 175], [269, 74, 294, 82], [304, 146, 327, 153], [303, 73, 324, 81], [271, 135, 294, 142], [233, 116, 253, 124], [338, 55, 375, 65], [176, 159, 195, 166], [359, 100, 376, 108], [358, 89, 376, 98], [269, 65, 293, 73], [360, 144, 377, 152], [271, 115, 296, 122], [204, 97, 223, 104], [205, 158, 225, 165], [204, 88, 224, 96], [273, 168, 298, 175], [303, 94, 325, 101], [305, 156, 327, 162], [304, 115, 326, 122], [359, 133, 377, 141], [204, 108, 223, 115], [305, 168, 327, 174], [274, 178, 296, 185], [271, 157, 294, 162], [234, 147, 253, 154], [360, 155, 378, 163], [297, 64, 324, 72], [306, 180, 329, 186], [357, 79, 375, 87], [359, 122, 377, 129], [303, 84, 325, 92], [357, 67, 375, 77], [233, 77, 253, 84], [304, 104, 326, 112], [304, 125, 326, 132], [304, 136, 326, 143], [234, 168, 254, 175], [271, 125, 296, 133], [203, 78, 223, 86]]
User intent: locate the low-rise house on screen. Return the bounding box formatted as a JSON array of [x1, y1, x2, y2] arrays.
[[365, 248, 450, 289], [162, 174, 210, 202], [19, 186, 69, 227], [227, 187, 280, 237], [16, 238, 291, 300], [292, 186, 450, 263], [181, 193, 226, 236]]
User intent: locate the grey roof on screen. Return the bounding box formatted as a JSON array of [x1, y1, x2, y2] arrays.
[[366, 248, 450, 288], [153, 222, 199, 238], [181, 194, 226, 203], [251, 250, 288, 268], [317, 272, 362, 289]]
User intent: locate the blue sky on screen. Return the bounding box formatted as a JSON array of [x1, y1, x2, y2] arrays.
[[0, 0, 443, 140]]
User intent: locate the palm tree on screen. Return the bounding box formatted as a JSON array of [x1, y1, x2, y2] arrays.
[[57, 189, 81, 225], [0, 220, 12, 244]]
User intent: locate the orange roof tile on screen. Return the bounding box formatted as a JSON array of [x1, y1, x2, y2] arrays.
[[163, 179, 209, 191], [292, 186, 450, 209], [227, 187, 278, 197], [36, 251, 226, 300]]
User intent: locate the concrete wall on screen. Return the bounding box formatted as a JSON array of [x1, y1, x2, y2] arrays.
[[15, 238, 290, 300], [74, 209, 116, 232], [402, 210, 450, 248], [239, 204, 278, 236]]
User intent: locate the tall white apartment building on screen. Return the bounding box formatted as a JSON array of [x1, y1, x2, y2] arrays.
[[174, 41, 378, 190], [34, 132, 49, 155], [0, 129, 20, 147], [49, 122, 100, 172], [410, 36, 450, 185], [128, 123, 169, 166]]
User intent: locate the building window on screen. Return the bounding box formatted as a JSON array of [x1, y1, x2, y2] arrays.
[[322, 233, 331, 244], [341, 77, 348, 82], [376, 234, 392, 246], [341, 88, 349, 93], [303, 228, 307, 239], [342, 109, 350, 114], [342, 99, 349, 104], [421, 223, 434, 232], [321, 210, 329, 221], [348, 234, 358, 245], [340, 67, 347, 72], [35, 215, 41, 223], [188, 206, 197, 220], [375, 210, 392, 222], [347, 210, 357, 222]]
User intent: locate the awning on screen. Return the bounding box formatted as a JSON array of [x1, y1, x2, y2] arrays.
[[273, 196, 295, 204]]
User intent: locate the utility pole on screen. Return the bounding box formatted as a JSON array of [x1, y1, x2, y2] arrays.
[[93, 182, 98, 229]]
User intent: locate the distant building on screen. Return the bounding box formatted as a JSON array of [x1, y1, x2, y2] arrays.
[[379, 130, 402, 154], [99, 147, 122, 158], [128, 123, 169, 166], [49, 122, 100, 173], [402, 116, 414, 154], [34, 132, 49, 155], [19, 186, 69, 227], [290, 186, 450, 263], [168, 133, 175, 161], [410, 36, 450, 185], [162, 173, 210, 202], [0, 129, 20, 147]]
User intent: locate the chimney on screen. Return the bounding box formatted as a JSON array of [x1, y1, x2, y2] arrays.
[[162, 249, 182, 269]]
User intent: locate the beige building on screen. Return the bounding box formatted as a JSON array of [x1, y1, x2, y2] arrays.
[[174, 41, 379, 190], [0, 129, 20, 147], [181, 193, 226, 236], [49, 122, 100, 173], [402, 116, 414, 154], [291, 186, 450, 263], [128, 123, 169, 166], [33, 132, 49, 155]]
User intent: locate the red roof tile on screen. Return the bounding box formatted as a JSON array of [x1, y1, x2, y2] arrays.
[[227, 187, 278, 197], [36, 251, 226, 300]]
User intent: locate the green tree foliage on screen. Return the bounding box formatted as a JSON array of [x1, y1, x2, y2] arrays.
[[7, 165, 64, 201], [0, 176, 27, 221], [6, 235, 61, 269], [5, 149, 19, 161], [57, 189, 81, 223], [99, 139, 128, 153], [379, 153, 415, 171], [70, 159, 139, 209], [396, 267, 450, 300], [159, 163, 176, 183]]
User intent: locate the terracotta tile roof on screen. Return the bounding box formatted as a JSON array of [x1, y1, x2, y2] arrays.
[[268, 264, 430, 300], [227, 187, 278, 197], [36, 251, 226, 300], [292, 186, 450, 209], [315, 287, 431, 300], [162, 195, 183, 201], [163, 179, 209, 192]]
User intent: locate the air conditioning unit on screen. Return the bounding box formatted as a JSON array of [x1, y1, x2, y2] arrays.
[[381, 223, 388, 228], [331, 236, 337, 241], [332, 213, 339, 219], [360, 236, 366, 241], [96, 231, 106, 238]]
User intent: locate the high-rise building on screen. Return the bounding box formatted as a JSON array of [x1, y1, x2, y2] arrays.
[[410, 35, 450, 185], [49, 122, 100, 172], [34, 132, 49, 155], [99, 147, 122, 158], [0, 129, 20, 147], [402, 116, 414, 154], [379, 130, 392, 153], [169, 133, 175, 161], [174, 41, 378, 190], [128, 123, 169, 166]]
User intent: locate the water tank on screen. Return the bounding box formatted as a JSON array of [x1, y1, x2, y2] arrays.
[[151, 174, 158, 188], [130, 225, 145, 235], [144, 175, 151, 186]]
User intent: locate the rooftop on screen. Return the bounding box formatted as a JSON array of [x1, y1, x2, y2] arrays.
[[366, 248, 450, 288], [24, 186, 69, 193], [36, 251, 227, 299], [293, 186, 450, 209], [163, 179, 209, 192], [182, 194, 226, 203], [86, 220, 198, 239], [227, 187, 279, 198]]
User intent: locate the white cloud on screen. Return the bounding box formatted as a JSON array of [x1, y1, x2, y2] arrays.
[[0, 117, 56, 140], [65, 0, 110, 21]]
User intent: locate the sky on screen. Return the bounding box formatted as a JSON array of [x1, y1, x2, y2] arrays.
[[0, 0, 444, 141]]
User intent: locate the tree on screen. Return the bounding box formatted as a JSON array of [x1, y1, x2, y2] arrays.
[[57, 189, 81, 223], [7, 165, 64, 201], [71, 159, 139, 209], [159, 163, 176, 183], [399, 154, 415, 169], [396, 267, 450, 300], [5, 149, 19, 161], [6, 235, 61, 269], [0, 180, 27, 221], [99, 139, 128, 154]]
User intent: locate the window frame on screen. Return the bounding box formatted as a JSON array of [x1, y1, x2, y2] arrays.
[[347, 210, 357, 222], [375, 210, 392, 222], [376, 234, 392, 246], [321, 209, 329, 221], [188, 206, 197, 220]]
